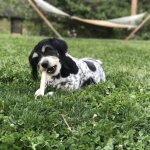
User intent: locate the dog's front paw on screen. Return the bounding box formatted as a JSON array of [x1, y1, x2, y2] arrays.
[[34, 89, 44, 99], [46, 91, 54, 97]]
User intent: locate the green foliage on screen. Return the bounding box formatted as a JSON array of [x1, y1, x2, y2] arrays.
[[0, 35, 150, 149], [0, 0, 150, 38]]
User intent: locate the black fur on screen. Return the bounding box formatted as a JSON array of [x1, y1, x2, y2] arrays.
[[49, 38, 68, 56], [84, 60, 96, 72], [29, 51, 40, 79], [60, 56, 78, 77], [81, 78, 96, 87]]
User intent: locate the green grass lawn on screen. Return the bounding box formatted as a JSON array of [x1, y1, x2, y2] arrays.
[[0, 34, 150, 149]]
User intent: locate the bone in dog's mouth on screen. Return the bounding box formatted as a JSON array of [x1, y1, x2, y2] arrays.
[[39, 71, 47, 96]]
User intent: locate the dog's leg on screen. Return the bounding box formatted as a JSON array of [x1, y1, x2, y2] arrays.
[[46, 91, 54, 96], [35, 71, 47, 98]]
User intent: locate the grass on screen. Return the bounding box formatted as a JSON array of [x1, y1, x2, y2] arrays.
[[0, 34, 150, 149]]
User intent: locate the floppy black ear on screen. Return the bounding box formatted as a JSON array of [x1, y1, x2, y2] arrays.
[[49, 38, 68, 56], [29, 51, 39, 80], [60, 56, 79, 77]]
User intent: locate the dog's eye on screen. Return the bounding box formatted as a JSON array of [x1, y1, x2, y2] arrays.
[[47, 65, 56, 73]]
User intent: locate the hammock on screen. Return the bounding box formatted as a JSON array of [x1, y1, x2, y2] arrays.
[[109, 13, 146, 25], [33, 0, 147, 29]]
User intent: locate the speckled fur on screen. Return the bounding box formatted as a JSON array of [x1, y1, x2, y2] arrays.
[[47, 54, 105, 90]]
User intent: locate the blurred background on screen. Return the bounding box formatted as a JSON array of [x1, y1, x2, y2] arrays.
[[0, 0, 149, 39]]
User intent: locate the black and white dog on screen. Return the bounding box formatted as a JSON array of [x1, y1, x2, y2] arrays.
[[29, 38, 105, 97]]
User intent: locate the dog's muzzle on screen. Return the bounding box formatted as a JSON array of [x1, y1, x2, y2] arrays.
[[41, 60, 49, 68], [41, 60, 56, 74]]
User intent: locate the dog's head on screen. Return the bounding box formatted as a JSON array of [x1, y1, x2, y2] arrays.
[[29, 38, 78, 79]]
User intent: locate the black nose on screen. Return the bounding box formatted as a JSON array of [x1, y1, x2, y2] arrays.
[[41, 61, 49, 68]]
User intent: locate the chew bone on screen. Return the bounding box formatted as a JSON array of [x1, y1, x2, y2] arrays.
[[39, 70, 47, 96]]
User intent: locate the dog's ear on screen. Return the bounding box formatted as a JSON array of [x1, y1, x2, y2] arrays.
[[60, 56, 79, 77], [49, 38, 68, 56], [29, 50, 40, 80]]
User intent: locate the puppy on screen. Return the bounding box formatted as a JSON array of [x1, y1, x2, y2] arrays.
[[29, 38, 106, 97]]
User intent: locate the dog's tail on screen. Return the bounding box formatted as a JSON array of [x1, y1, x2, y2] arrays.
[[96, 59, 106, 82]]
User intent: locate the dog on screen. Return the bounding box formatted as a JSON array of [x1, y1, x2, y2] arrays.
[[29, 38, 106, 97]]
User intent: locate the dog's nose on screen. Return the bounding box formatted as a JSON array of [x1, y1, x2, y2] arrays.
[[41, 61, 49, 68]]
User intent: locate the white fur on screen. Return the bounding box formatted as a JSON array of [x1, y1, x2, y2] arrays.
[[32, 52, 38, 58], [39, 56, 61, 76]]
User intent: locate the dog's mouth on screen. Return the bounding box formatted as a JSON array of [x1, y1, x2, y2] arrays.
[[47, 65, 57, 74]]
